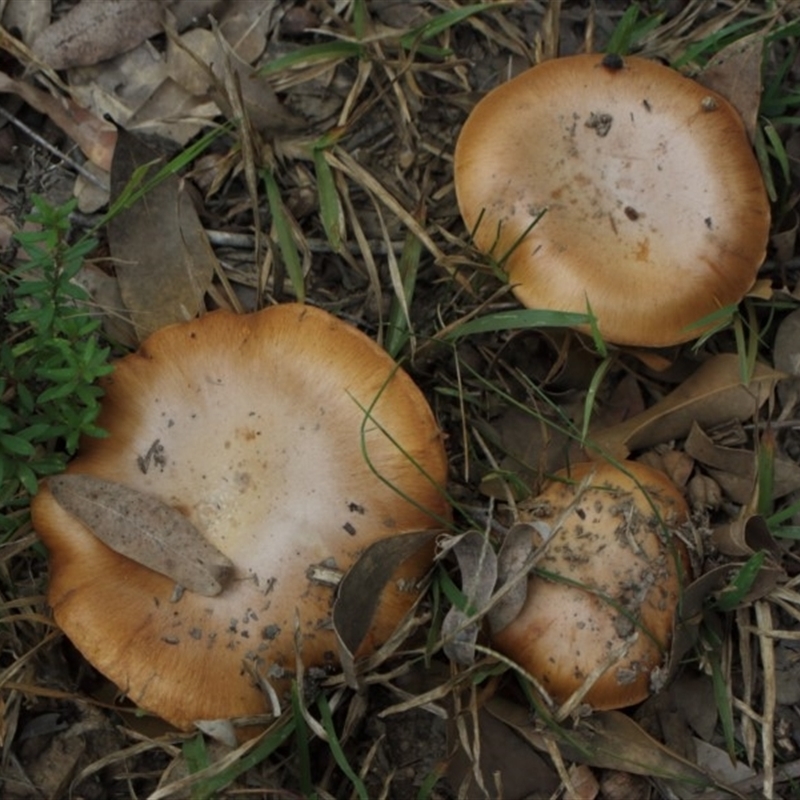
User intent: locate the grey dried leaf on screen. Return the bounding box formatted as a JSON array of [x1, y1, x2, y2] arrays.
[[487, 523, 536, 634], [332, 530, 440, 689], [108, 130, 217, 340], [48, 474, 233, 596], [440, 530, 497, 665], [32, 0, 164, 70], [697, 32, 764, 144]]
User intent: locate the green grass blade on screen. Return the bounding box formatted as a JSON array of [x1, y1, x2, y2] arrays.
[[182, 734, 211, 800], [385, 230, 422, 358], [317, 694, 369, 800], [767, 496, 800, 529], [673, 17, 763, 68], [352, 0, 367, 40], [188, 718, 297, 800], [583, 296, 608, 357], [715, 551, 767, 613], [762, 118, 792, 184], [706, 629, 736, 763], [313, 146, 344, 253], [263, 168, 306, 302], [757, 429, 776, 517], [772, 526, 800, 540], [605, 5, 641, 54], [445, 308, 593, 339], [604, 5, 664, 56], [401, 4, 505, 50], [581, 357, 612, 445], [754, 124, 779, 203], [436, 564, 476, 616], [417, 768, 444, 799], [259, 41, 364, 76]]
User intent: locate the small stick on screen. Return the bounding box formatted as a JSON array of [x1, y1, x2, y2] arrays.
[[0, 105, 107, 190]]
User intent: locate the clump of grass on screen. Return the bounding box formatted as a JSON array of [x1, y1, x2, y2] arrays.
[[0, 195, 112, 536]]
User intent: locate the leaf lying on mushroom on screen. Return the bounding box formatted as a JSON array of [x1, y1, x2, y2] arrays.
[[48, 473, 234, 596]]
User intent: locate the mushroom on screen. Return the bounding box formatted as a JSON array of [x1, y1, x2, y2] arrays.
[[454, 53, 770, 347], [32, 303, 449, 730], [492, 460, 690, 710]]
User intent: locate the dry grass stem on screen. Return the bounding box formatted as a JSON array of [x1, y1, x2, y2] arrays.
[[755, 600, 777, 798]]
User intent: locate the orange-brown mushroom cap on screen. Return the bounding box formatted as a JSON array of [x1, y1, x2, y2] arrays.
[[492, 460, 690, 710], [32, 304, 449, 730], [454, 53, 770, 347]]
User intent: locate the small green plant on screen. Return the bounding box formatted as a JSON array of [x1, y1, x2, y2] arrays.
[[0, 195, 113, 533]]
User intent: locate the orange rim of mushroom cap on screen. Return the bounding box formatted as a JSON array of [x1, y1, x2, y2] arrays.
[[454, 53, 771, 347], [492, 460, 690, 710], [32, 304, 449, 730]]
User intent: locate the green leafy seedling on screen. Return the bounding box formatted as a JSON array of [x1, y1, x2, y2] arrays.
[[1, 196, 114, 533]]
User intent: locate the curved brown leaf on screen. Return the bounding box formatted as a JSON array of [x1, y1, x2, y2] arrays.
[[440, 530, 497, 666], [333, 529, 440, 688], [486, 696, 744, 797], [591, 355, 784, 459], [32, 0, 164, 70], [48, 474, 233, 596], [108, 129, 217, 340]]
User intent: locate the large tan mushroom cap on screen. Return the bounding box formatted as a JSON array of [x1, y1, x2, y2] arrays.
[[32, 304, 449, 730], [492, 461, 689, 710], [454, 53, 770, 347]]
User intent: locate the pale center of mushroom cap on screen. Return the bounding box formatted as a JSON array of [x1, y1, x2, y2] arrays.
[[118, 367, 412, 588], [473, 90, 732, 293]]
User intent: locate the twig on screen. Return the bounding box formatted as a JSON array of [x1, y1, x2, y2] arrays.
[[755, 600, 776, 799], [0, 105, 107, 190], [205, 229, 406, 255]]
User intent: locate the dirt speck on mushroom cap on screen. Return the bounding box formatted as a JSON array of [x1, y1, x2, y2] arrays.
[[454, 53, 770, 347]]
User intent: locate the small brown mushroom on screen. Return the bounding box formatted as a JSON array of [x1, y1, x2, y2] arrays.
[[492, 460, 690, 710], [454, 53, 770, 347], [32, 304, 449, 730]]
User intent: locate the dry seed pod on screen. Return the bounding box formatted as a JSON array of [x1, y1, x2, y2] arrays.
[[687, 473, 723, 511], [492, 461, 690, 709]]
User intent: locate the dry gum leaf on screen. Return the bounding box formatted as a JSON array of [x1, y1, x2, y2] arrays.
[[0, 71, 116, 171], [487, 523, 536, 634], [2, 0, 52, 47], [69, 38, 220, 147], [668, 560, 784, 684], [31, 0, 164, 70], [333, 529, 439, 689], [591, 354, 784, 460], [65, 3, 298, 150], [646, 674, 760, 794], [711, 514, 781, 559], [445, 704, 560, 799], [696, 31, 764, 144], [477, 404, 582, 498], [48, 474, 233, 596], [71, 263, 138, 348], [485, 695, 738, 795], [774, 307, 800, 377], [439, 530, 498, 666], [108, 129, 216, 340], [774, 308, 800, 415], [684, 421, 800, 504]]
